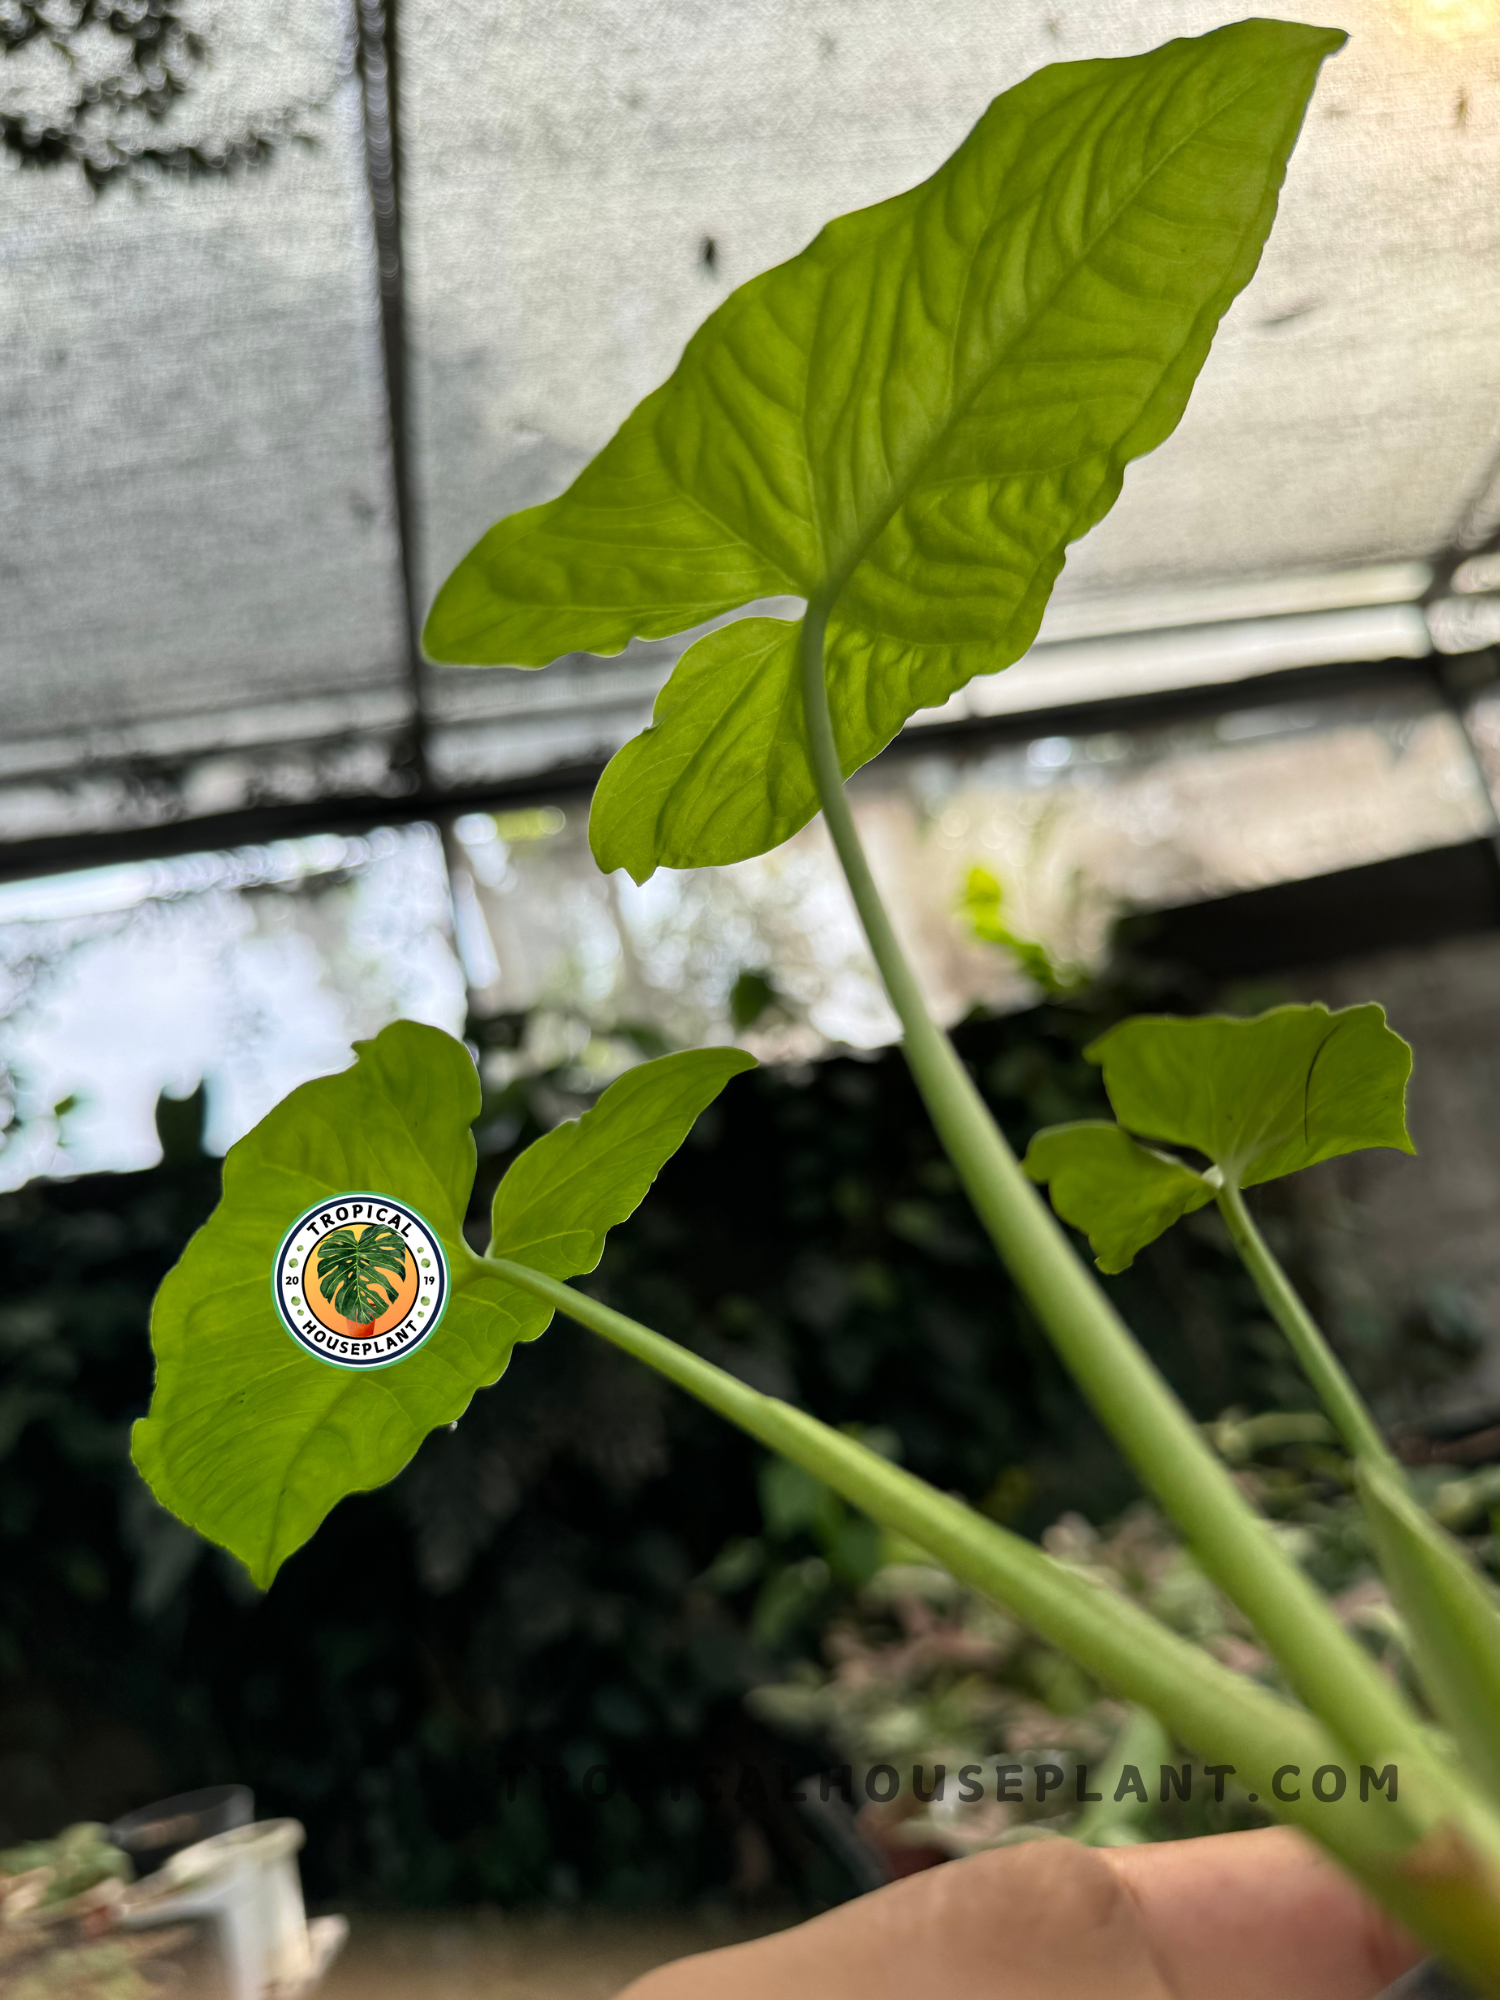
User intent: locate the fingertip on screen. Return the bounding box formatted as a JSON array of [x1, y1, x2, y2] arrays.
[[1103, 1826, 1422, 2000]]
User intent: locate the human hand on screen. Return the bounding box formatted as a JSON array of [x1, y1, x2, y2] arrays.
[[616, 1825, 1421, 1999]]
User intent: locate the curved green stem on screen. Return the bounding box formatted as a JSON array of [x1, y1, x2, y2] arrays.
[[1215, 1181, 1392, 1465], [474, 1250, 1500, 1985], [794, 602, 1485, 1839], [475, 1256, 1372, 1839]]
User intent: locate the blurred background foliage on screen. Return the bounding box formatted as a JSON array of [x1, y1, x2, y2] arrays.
[[0, 942, 1481, 1913]]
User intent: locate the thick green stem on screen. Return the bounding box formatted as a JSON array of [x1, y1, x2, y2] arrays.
[[474, 1250, 1500, 1989], [793, 601, 1487, 1843], [1215, 1181, 1392, 1465], [475, 1260, 1369, 1831]]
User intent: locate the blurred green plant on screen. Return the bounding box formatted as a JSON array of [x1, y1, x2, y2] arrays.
[[728, 970, 785, 1035], [746, 1419, 1444, 1867], [0, 1821, 132, 1904], [0, 1821, 142, 1999], [958, 867, 1084, 999]]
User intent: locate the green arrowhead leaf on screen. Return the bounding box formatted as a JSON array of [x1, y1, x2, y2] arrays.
[[423, 20, 1345, 884], [131, 1024, 753, 1588], [1358, 1454, 1500, 1811], [1086, 1003, 1415, 1189], [1024, 1004, 1413, 1270], [1023, 1122, 1214, 1274]]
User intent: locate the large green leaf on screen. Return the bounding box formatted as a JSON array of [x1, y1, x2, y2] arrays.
[[424, 21, 1344, 884], [1023, 1122, 1213, 1275], [131, 1025, 753, 1587], [1024, 1004, 1413, 1269], [1358, 1454, 1500, 1812]]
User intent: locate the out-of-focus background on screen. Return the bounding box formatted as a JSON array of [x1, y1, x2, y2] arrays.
[[10, 0, 1500, 1990]]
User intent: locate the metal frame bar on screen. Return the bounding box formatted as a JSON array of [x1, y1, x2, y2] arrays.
[[6, 12, 1499, 939], [0, 650, 1474, 887], [352, 0, 428, 792]]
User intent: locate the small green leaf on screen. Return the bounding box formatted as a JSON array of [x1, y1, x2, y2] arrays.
[[131, 1027, 753, 1587], [1358, 1454, 1500, 1810], [1023, 1122, 1213, 1274], [424, 21, 1344, 881], [486, 1046, 755, 1273], [1023, 1004, 1413, 1270], [1086, 1003, 1414, 1189]]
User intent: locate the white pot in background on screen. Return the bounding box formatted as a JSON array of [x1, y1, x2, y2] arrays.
[[122, 1817, 346, 2000]]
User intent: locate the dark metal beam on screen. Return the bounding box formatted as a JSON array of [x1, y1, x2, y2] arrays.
[[1121, 838, 1500, 979], [352, 0, 428, 789], [0, 651, 1470, 887]]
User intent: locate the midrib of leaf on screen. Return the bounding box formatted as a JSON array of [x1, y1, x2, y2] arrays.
[[492, 515, 772, 618], [359, 1073, 465, 1226], [263, 1322, 511, 1573], [811, 56, 1284, 612], [494, 1147, 625, 1230], [1229, 1024, 1329, 1178], [486, 1228, 594, 1271], [252, 1065, 471, 1578], [261, 1368, 401, 1578], [257, 1314, 491, 1580], [491, 1097, 705, 1245], [508, 51, 1282, 663], [1299, 1017, 1343, 1156], [490, 1209, 595, 1257], [493, 381, 797, 620]]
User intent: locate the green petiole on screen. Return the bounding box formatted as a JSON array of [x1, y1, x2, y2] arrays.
[[1214, 1179, 1391, 1466], [474, 1256, 1380, 1828], [1211, 1163, 1500, 1831], [793, 602, 1500, 1872], [474, 1248, 1500, 1985]]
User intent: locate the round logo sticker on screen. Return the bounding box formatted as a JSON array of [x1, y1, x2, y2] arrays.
[[272, 1193, 449, 1370]]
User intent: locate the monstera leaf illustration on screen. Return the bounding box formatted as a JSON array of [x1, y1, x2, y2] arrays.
[[315, 1225, 408, 1325]]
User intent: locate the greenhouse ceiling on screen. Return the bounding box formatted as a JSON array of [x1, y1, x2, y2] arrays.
[[5, 0, 1500, 872]]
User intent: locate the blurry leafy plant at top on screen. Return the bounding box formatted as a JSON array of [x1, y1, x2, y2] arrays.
[[130, 19, 1500, 1987], [958, 866, 1087, 1000], [314, 1223, 407, 1325], [0, 0, 322, 189]]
